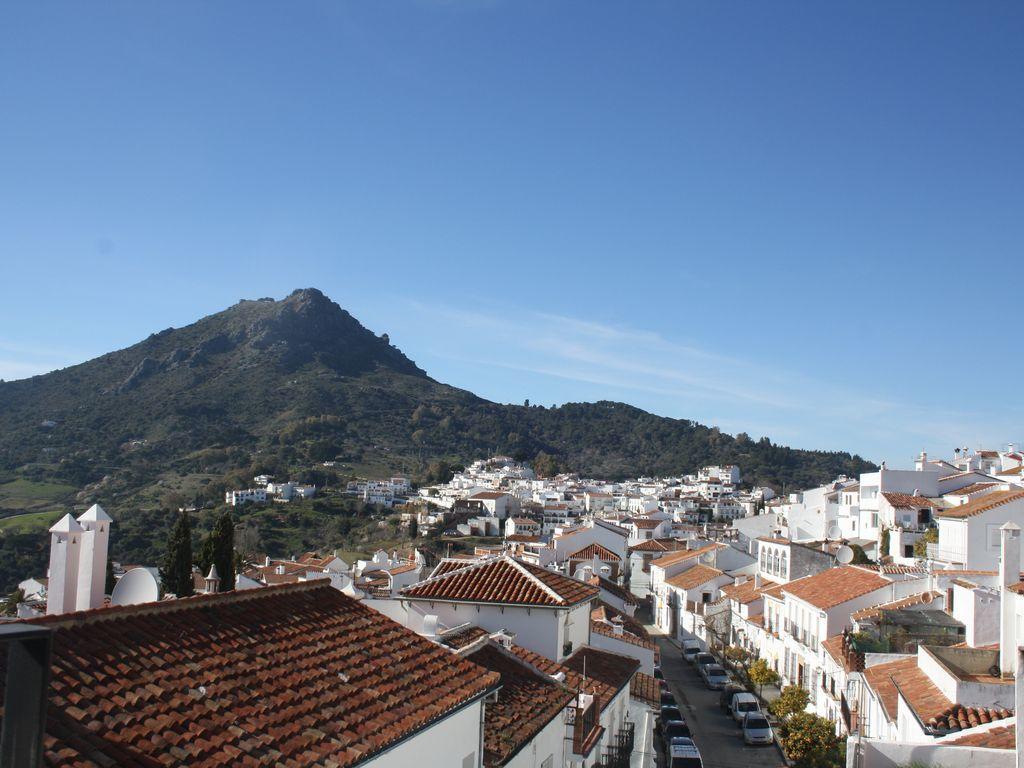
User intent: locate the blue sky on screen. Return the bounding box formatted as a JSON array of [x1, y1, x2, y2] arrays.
[[1, 2, 1022, 466]]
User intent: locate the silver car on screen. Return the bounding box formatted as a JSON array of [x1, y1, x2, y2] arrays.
[[741, 712, 774, 745]]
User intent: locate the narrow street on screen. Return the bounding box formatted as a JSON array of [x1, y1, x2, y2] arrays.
[[651, 634, 786, 768]]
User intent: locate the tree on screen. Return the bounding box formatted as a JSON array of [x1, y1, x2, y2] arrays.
[[408, 518, 419, 539], [913, 527, 938, 558], [533, 451, 560, 478], [105, 558, 116, 595], [748, 658, 780, 698], [850, 543, 873, 564], [199, 511, 236, 592], [880, 527, 890, 558], [161, 510, 195, 598], [769, 685, 810, 720], [778, 712, 842, 768], [2, 587, 25, 616]]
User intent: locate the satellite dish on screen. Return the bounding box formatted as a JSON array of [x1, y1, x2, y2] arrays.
[[110, 567, 160, 606], [826, 525, 843, 541], [699, 551, 716, 565], [835, 546, 854, 565], [921, 592, 934, 604]]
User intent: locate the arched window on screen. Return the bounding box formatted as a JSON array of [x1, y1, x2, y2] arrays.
[[781, 552, 788, 578]]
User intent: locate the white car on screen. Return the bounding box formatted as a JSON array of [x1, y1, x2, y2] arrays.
[[730, 692, 760, 723], [668, 736, 703, 768], [742, 712, 774, 745], [681, 639, 701, 662]]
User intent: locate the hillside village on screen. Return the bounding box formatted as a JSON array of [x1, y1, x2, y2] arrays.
[[3, 446, 1024, 768]]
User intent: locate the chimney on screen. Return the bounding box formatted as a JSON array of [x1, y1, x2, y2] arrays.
[[46, 514, 84, 615], [0, 623, 53, 768], [204, 564, 221, 594], [75, 504, 113, 611], [999, 521, 1021, 677]]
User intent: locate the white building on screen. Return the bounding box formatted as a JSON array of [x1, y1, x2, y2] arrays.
[[225, 488, 267, 506], [46, 504, 112, 615]]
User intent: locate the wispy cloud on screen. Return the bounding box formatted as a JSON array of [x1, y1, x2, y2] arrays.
[[402, 300, 1015, 463], [0, 340, 81, 381]]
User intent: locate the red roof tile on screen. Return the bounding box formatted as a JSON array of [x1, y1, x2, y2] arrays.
[[782, 566, 890, 610], [629, 672, 660, 707], [507, 645, 639, 714], [936, 489, 1024, 519], [943, 723, 1016, 749], [665, 564, 724, 591], [465, 644, 574, 767], [882, 493, 942, 509], [567, 543, 620, 561], [587, 575, 639, 605], [648, 543, 724, 569], [402, 555, 598, 607], [1, 581, 499, 768]]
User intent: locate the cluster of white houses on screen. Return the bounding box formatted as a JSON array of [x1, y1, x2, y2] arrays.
[[6, 447, 1024, 767], [225, 475, 317, 505]]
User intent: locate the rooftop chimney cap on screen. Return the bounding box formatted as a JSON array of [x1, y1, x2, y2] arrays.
[[78, 503, 112, 523], [206, 564, 220, 580], [50, 513, 84, 534]]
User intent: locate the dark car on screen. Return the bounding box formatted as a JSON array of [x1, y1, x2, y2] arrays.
[[660, 720, 692, 752], [660, 689, 677, 707], [654, 665, 664, 680], [693, 652, 716, 671], [719, 684, 745, 711], [658, 705, 684, 728]]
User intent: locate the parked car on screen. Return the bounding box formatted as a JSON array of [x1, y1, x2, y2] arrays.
[[660, 689, 677, 707], [654, 665, 664, 680], [692, 652, 716, 671], [730, 692, 760, 723], [681, 639, 701, 662], [667, 736, 703, 768], [659, 705, 684, 726], [718, 684, 745, 712], [741, 712, 774, 745], [660, 720, 692, 752], [700, 663, 730, 690]]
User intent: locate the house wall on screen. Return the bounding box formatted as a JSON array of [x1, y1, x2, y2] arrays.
[[503, 709, 566, 768], [363, 697, 485, 768], [851, 738, 1013, 768], [589, 631, 656, 675]]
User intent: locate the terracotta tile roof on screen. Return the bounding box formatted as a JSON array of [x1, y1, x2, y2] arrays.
[[851, 591, 942, 621], [568, 543, 620, 561], [629, 672, 660, 707], [508, 518, 538, 526], [385, 562, 420, 575], [504, 534, 542, 544], [925, 704, 1013, 733], [882, 493, 942, 509], [1, 581, 500, 768], [936, 489, 1024, 519], [631, 518, 663, 530], [470, 491, 509, 500], [401, 555, 599, 607], [719, 578, 779, 605], [464, 644, 575, 767], [1009, 581, 1024, 595], [946, 482, 999, 496], [591, 602, 651, 642], [665, 564, 724, 591], [587, 575, 638, 605], [649, 543, 724, 569], [628, 538, 688, 553], [429, 558, 477, 578], [943, 723, 1016, 749], [508, 645, 639, 714], [592, 520, 629, 537], [782, 566, 890, 610], [822, 635, 852, 673], [756, 536, 792, 545], [997, 465, 1024, 476]]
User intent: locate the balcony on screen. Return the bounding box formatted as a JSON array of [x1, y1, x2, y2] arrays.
[[569, 693, 604, 759], [597, 721, 635, 768], [926, 543, 966, 564]]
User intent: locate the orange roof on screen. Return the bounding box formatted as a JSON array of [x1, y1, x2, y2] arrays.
[[936, 489, 1024, 519], [470, 491, 509, 500], [665, 564, 725, 591], [430, 558, 477, 578], [782, 566, 890, 610], [649, 543, 723, 569], [851, 591, 942, 621], [628, 538, 688, 553], [882, 492, 942, 509], [946, 482, 999, 495], [943, 723, 1016, 749], [5, 581, 499, 767], [568, 543, 620, 561], [465, 644, 575, 767], [402, 555, 598, 607], [719, 578, 770, 605], [508, 645, 639, 714], [588, 575, 639, 606], [629, 672, 660, 706], [631, 518, 663, 529]]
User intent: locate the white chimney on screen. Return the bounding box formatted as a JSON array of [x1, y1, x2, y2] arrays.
[[999, 521, 1021, 677], [204, 564, 221, 594], [47, 514, 84, 615], [75, 504, 112, 611]]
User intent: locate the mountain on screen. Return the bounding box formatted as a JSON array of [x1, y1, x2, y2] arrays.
[[0, 288, 874, 590]]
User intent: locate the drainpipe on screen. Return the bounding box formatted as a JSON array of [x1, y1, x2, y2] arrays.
[[0, 623, 53, 768]]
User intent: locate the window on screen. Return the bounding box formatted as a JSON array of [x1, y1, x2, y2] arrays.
[[903, 544, 913, 558]]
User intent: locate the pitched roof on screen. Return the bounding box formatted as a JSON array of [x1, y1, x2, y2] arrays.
[[629, 672, 660, 707], [851, 591, 942, 622], [507, 645, 639, 714], [429, 558, 478, 578], [631, 518, 663, 530], [470, 491, 509, 500], [567, 543, 620, 561], [2, 581, 499, 768], [935, 489, 1024, 519], [946, 482, 999, 496], [590, 603, 655, 651], [437, 624, 490, 650], [943, 723, 1016, 749], [587, 575, 639, 605], [401, 555, 599, 607], [882, 493, 942, 509], [504, 534, 542, 544], [648, 543, 724, 569], [782, 566, 890, 610], [628, 538, 688, 553], [665, 564, 725, 591], [464, 644, 575, 767], [718, 578, 769, 605]]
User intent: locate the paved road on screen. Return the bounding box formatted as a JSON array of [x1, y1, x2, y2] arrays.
[[652, 635, 785, 768]]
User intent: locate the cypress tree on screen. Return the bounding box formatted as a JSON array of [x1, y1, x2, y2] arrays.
[[161, 510, 194, 597], [200, 511, 235, 592]]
